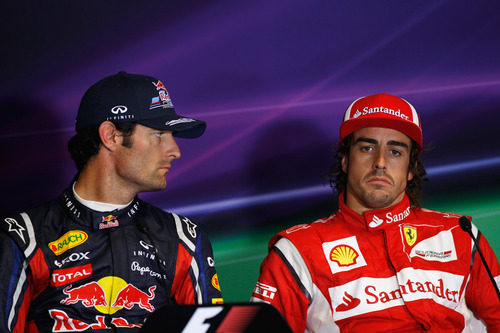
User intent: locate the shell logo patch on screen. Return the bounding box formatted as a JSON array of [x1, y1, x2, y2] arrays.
[[322, 236, 367, 274], [403, 226, 417, 246], [330, 245, 359, 266], [211, 274, 221, 291], [49, 231, 88, 256]]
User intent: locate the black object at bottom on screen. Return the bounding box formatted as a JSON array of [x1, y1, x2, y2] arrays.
[[141, 302, 292, 333]]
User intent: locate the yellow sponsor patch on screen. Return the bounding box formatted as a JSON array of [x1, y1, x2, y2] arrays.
[[49, 230, 88, 256], [404, 226, 417, 247], [211, 298, 224, 304], [211, 273, 221, 291]]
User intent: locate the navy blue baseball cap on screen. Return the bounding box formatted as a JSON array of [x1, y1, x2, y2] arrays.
[[76, 71, 206, 138]]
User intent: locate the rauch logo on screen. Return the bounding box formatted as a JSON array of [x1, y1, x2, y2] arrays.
[[49, 231, 88, 256]]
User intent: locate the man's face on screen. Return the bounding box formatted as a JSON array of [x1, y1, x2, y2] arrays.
[[114, 124, 181, 193], [342, 127, 414, 214]]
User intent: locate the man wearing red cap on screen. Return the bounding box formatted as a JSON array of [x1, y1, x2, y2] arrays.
[[251, 94, 500, 332]]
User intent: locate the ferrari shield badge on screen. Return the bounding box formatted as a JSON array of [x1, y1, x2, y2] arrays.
[[403, 226, 417, 247]]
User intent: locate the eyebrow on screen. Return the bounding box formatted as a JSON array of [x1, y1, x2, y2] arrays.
[[354, 137, 409, 149]]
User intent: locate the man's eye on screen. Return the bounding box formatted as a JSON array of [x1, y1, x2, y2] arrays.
[[360, 146, 373, 152], [154, 132, 163, 138], [391, 149, 402, 156]]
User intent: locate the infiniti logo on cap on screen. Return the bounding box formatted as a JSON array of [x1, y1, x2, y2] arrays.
[[111, 105, 128, 114]]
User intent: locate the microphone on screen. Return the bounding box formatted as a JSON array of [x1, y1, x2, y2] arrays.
[[459, 216, 500, 302], [136, 218, 174, 305]]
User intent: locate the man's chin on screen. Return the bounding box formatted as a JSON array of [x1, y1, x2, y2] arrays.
[[364, 191, 393, 209], [140, 181, 167, 193]]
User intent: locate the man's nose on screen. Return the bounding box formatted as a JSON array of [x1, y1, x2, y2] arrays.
[[373, 149, 386, 170], [165, 134, 181, 159]]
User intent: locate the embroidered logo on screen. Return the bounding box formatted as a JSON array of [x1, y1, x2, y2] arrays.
[[49, 231, 88, 256], [335, 292, 360, 312], [369, 215, 384, 228], [52, 264, 93, 287], [211, 274, 221, 291], [4, 218, 26, 243], [183, 217, 197, 238], [401, 225, 457, 262], [322, 236, 367, 274], [99, 215, 119, 229], [330, 245, 359, 266], [252, 282, 277, 302], [403, 226, 417, 246]]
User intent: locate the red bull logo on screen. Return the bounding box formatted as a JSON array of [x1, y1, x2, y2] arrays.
[[99, 215, 119, 229], [112, 284, 156, 312], [49, 309, 141, 331], [59, 276, 156, 314], [153, 80, 167, 91], [61, 282, 107, 307]]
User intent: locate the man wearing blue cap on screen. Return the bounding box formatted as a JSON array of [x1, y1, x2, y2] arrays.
[[252, 93, 499, 332], [0, 72, 223, 332]]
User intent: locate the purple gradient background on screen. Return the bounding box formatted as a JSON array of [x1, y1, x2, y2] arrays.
[[1, 1, 500, 233]]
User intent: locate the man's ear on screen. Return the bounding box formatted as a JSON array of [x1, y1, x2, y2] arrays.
[[341, 154, 348, 173], [407, 162, 416, 182], [98, 121, 121, 151]]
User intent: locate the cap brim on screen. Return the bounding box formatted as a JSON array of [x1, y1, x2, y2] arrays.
[[340, 118, 422, 151], [138, 116, 206, 139]]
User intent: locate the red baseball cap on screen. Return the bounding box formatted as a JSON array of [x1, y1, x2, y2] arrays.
[[340, 93, 422, 152]]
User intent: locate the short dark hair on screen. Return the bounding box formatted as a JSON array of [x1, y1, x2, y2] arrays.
[[68, 122, 137, 172], [328, 134, 427, 207]]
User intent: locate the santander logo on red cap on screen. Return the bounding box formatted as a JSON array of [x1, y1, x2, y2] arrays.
[[340, 93, 423, 151], [351, 105, 412, 122]]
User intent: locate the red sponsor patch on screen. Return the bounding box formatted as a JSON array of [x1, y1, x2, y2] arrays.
[[335, 292, 360, 312], [51, 264, 92, 287]]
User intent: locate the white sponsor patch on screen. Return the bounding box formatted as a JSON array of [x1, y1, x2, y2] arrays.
[[253, 282, 277, 301], [165, 118, 196, 126], [407, 229, 457, 262], [329, 269, 464, 321], [322, 236, 367, 274]]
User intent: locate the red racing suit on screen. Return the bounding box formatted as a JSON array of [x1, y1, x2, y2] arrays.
[[0, 187, 223, 332], [251, 193, 500, 332]]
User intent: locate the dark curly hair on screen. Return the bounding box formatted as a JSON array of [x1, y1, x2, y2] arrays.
[[68, 122, 137, 172], [328, 134, 427, 207]]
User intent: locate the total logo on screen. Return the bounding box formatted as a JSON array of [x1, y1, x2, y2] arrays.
[[60, 276, 156, 314]]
